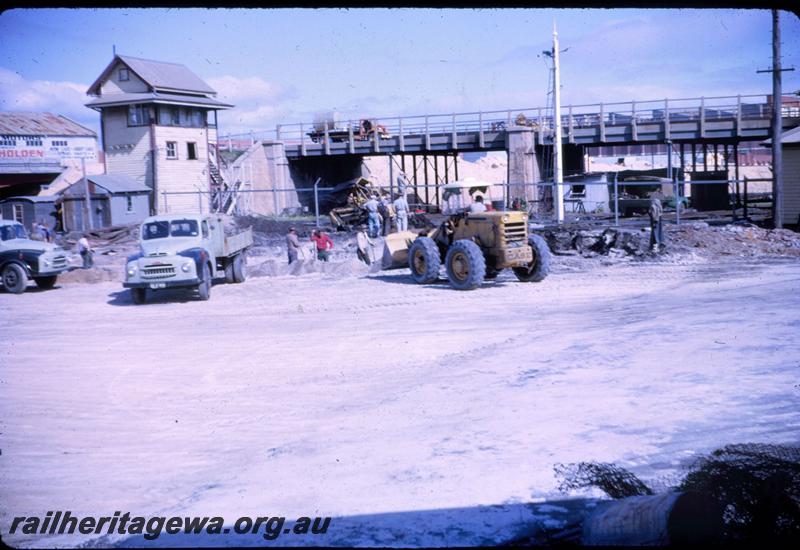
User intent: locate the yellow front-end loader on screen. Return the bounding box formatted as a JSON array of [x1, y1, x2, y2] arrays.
[[382, 179, 550, 290]]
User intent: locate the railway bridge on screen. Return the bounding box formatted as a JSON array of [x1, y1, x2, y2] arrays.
[[215, 93, 799, 215]]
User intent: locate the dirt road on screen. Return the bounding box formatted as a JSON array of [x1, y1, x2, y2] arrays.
[[1, 258, 799, 547]]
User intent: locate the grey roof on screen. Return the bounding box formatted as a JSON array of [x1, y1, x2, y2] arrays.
[[0, 112, 96, 137], [0, 195, 57, 203], [761, 126, 800, 146], [88, 55, 216, 96], [62, 174, 150, 196], [85, 92, 232, 110]]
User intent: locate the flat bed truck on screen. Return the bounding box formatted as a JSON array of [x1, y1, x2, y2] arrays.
[[123, 214, 252, 304]]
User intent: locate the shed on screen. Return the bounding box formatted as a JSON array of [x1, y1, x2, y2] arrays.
[[763, 126, 800, 226], [60, 174, 150, 231], [0, 195, 59, 232]]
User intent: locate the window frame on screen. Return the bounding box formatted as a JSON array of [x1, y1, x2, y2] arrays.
[[187, 142, 198, 160], [128, 104, 147, 126], [119, 68, 130, 82], [165, 141, 178, 160], [13, 204, 24, 223]]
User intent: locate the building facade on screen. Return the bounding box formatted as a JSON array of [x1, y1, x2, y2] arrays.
[[85, 55, 233, 214], [60, 174, 150, 231], [0, 112, 101, 200]]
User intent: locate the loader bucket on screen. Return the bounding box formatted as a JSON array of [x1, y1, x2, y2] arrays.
[[381, 231, 420, 270]]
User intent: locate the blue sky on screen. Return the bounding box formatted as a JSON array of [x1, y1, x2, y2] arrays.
[[1, 7, 798, 136]]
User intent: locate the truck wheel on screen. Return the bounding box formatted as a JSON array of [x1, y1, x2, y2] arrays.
[[131, 288, 146, 305], [2, 263, 28, 294], [224, 261, 235, 284], [513, 234, 551, 283], [232, 253, 247, 283], [197, 264, 211, 301], [408, 236, 441, 284], [445, 240, 485, 291], [34, 275, 57, 290]]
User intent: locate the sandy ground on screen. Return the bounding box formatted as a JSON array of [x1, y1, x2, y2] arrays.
[[1, 256, 799, 547]]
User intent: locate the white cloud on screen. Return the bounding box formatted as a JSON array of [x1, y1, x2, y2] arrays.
[[206, 75, 294, 106], [206, 74, 297, 135], [0, 67, 96, 128]]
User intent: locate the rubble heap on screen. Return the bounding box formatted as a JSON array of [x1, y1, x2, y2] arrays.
[[538, 222, 800, 259]]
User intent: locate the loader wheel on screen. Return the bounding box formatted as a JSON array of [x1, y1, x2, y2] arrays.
[[445, 240, 485, 291], [408, 236, 441, 284], [197, 264, 211, 301], [2, 263, 28, 294], [34, 275, 57, 290], [232, 253, 247, 283], [513, 234, 551, 283], [131, 288, 146, 305]]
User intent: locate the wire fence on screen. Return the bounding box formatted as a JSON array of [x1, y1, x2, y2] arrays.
[[161, 177, 772, 228]]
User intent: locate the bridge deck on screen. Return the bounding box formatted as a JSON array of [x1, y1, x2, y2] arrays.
[[218, 94, 799, 159]]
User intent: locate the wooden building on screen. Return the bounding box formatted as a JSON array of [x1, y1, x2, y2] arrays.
[[0, 195, 58, 233], [60, 174, 150, 231], [85, 55, 233, 214]]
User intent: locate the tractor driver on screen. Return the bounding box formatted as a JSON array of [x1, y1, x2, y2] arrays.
[[468, 195, 487, 214]]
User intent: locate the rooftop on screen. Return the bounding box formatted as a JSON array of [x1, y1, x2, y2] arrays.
[[88, 54, 217, 97], [85, 91, 232, 110], [0, 112, 96, 137], [62, 173, 150, 196]]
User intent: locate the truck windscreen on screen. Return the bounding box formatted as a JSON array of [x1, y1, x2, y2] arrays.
[[142, 221, 170, 240], [142, 220, 200, 240], [169, 220, 199, 237], [0, 224, 28, 241]]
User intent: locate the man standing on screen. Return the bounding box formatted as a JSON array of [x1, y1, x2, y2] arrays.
[[355, 224, 374, 266], [396, 172, 409, 196], [364, 193, 381, 238], [311, 229, 334, 261], [286, 227, 301, 264], [77, 236, 93, 269], [393, 192, 410, 232], [468, 195, 487, 213], [648, 197, 664, 252], [378, 194, 395, 236]]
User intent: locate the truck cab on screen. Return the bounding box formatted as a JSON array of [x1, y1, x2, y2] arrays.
[[0, 219, 69, 294], [123, 214, 252, 304]]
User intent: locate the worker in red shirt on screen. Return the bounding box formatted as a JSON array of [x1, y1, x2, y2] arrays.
[[310, 229, 334, 261]]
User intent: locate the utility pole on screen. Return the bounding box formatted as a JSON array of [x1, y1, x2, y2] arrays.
[[758, 10, 794, 228], [81, 156, 93, 230], [772, 9, 784, 228], [552, 22, 565, 223]]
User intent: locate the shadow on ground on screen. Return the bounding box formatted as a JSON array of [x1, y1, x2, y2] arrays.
[[368, 273, 513, 289], [107, 288, 202, 306], [109, 499, 595, 547]]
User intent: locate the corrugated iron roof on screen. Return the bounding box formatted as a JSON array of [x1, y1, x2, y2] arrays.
[[0, 195, 57, 203], [761, 126, 800, 146], [0, 112, 96, 137], [87, 55, 216, 96], [85, 92, 232, 110], [62, 173, 150, 196], [120, 55, 215, 94]]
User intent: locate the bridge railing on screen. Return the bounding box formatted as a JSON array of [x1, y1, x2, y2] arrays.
[[218, 94, 778, 152]]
